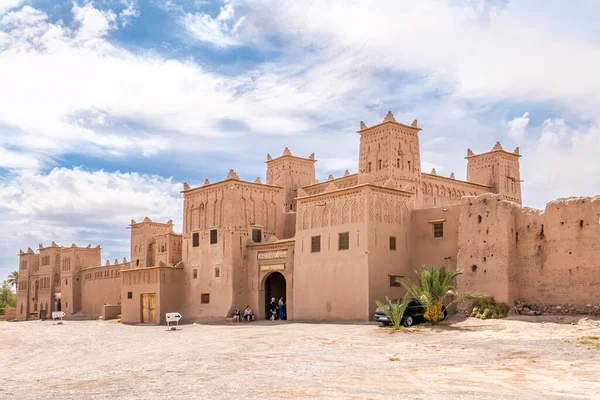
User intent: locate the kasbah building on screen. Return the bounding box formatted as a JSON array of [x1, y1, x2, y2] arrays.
[[15, 111, 600, 324]]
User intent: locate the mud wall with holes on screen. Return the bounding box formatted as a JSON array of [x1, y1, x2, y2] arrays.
[[456, 194, 600, 307]]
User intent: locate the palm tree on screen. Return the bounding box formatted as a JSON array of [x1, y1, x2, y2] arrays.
[[7, 270, 18, 290], [400, 265, 487, 325], [376, 293, 410, 330]]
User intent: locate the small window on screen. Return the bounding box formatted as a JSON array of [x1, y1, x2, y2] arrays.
[[389, 236, 396, 251], [65, 279, 68, 286], [311, 235, 321, 253], [214, 267, 220, 278], [136, 259, 139, 267], [378, 159, 382, 170], [127, 291, 132, 299], [193, 269, 198, 279], [252, 229, 262, 243], [389, 275, 403, 287], [201, 293, 210, 304], [338, 232, 349, 250], [210, 229, 218, 244], [192, 232, 200, 247], [433, 223, 444, 238], [368, 162, 372, 172]]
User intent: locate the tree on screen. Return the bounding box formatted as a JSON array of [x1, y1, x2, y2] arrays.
[[376, 293, 410, 330], [0, 280, 17, 312], [400, 265, 487, 325], [7, 270, 18, 290]]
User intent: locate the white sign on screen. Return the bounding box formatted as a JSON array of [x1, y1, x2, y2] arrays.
[[52, 311, 65, 324], [260, 264, 285, 272], [166, 312, 182, 330]]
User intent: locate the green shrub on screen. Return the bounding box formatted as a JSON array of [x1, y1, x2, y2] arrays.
[[469, 297, 509, 319]]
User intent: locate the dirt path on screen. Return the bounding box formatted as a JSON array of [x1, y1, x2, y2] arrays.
[[2, 315, 600, 399]]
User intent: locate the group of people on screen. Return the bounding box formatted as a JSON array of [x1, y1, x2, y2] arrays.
[[232, 306, 255, 322], [230, 297, 286, 322], [269, 297, 286, 321]]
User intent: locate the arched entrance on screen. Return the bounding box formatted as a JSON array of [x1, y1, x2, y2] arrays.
[[264, 272, 286, 320]]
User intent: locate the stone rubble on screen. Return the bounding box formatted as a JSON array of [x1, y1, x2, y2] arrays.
[[513, 299, 600, 316]]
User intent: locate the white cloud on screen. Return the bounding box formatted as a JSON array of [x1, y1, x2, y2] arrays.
[[72, 3, 117, 41], [508, 112, 530, 142], [180, 2, 244, 47], [0, 167, 183, 278], [0, 0, 23, 16], [119, 0, 139, 27], [523, 118, 600, 206]]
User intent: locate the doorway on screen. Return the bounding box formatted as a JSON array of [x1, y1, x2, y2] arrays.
[[264, 272, 286, 319], [141, 293, 157, 323]]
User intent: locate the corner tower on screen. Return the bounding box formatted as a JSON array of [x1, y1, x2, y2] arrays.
[[357, 111, 422, 195], [465, 142, 522, 204], [265, 147, 316, 212]]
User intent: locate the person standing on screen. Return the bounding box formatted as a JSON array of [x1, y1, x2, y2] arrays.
[[269, 297, 277, 321], [278, 297, 285, 320]]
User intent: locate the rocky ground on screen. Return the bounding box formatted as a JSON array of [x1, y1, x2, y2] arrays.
[[2, 315, 600, 399]]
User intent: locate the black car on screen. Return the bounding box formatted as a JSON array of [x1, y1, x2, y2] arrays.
[[374, 298, 447, 327]]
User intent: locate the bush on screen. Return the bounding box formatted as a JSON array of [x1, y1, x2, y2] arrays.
[[469, 297, 509, 319]]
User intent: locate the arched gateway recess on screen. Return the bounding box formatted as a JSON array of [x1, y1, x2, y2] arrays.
[[264, 272, 286, 319]]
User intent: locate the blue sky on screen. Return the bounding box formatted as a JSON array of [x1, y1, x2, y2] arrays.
[[1, 0, 600, 279]]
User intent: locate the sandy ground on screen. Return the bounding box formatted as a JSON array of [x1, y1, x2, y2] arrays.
[[2, 315, 600, 400]]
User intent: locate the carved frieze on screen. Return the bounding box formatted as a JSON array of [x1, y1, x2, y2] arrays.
[[257, 250, 288, 260]]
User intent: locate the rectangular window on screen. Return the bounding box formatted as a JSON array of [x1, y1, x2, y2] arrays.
[[389, 236, 396, 251], [214, 267, 220, 278], [338, 232, 349, 250], [311, 235, 321, 253], [378, 159, 382, 170], [252, 229, 262, 243], [193, 269, 198, 279], [210, 229, 218, 244], [127, 291, 132, 299], [389, 275, 403, 287], [192, 232, 200, 247], [201, 293, 210, 304], [368, 162, 372, 172], [433, 223, 444, 238]]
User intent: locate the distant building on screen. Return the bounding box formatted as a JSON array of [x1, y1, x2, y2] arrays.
[[15, 112, 600, 323]]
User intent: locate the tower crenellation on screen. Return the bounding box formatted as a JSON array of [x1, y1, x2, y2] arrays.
[[357, 111, 422, 202], [465, 142, 522, 204], [265, 148, 316, 212]]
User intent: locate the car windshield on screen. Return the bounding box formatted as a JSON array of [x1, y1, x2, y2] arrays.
[[385, 298, 419, 307]]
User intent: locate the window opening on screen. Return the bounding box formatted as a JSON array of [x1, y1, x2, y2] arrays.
[[433, 223, 444, 238]]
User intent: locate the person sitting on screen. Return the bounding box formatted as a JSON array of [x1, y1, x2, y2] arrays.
[[243, 306, 255, 322], [232, 308, 241, 323]]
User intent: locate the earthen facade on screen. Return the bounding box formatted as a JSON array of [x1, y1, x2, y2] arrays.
[[15, 111, 599, 323]]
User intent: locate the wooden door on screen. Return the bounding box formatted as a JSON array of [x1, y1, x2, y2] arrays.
[[141, 293, 157, 323]]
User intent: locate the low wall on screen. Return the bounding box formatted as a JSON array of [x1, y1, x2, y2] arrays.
[[457, 194, 600, 308], [0, 307, 16, 321], [102, 304, 121, 320]]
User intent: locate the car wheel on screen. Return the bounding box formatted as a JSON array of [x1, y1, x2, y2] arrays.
[[404, 315, 414, 327], [440, 309, 447, 321]]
